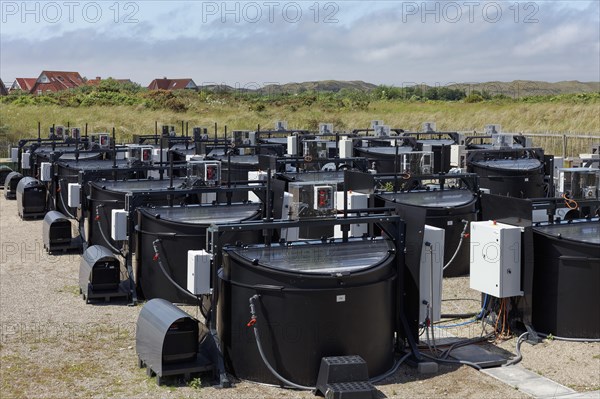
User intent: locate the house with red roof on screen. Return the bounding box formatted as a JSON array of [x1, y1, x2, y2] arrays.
[[30, 71, 85, 95], [148, 77, 197, 91], [10, 78, 37, 92]]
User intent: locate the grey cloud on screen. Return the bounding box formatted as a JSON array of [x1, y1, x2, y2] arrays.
[[1, 1, 598, 86]]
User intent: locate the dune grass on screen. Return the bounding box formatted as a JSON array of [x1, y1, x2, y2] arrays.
[[1, 100, 598, 157]]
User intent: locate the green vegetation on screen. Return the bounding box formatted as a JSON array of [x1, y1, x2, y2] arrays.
[[1, 79, 598, 148]]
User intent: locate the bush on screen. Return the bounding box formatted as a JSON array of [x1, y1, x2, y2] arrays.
[[464, 93, 485, 103]]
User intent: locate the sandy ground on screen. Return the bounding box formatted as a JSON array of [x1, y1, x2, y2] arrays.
[[0, 195, 598, 399]]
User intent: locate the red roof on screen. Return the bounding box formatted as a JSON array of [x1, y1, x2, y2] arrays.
[[0, 79, 7, 96], [30, 71, 85, 94], [12, 78, 36, 92], [148, 78, 197, 90]]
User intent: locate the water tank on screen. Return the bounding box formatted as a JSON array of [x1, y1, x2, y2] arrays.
[[469, 158, 545, 198], [377, 190, 478, 277], [532, 221, 600, 338], [16, 177, 47, 218], [136, 203, 262, 304], [354, 146, 413, 174], [4, 171, 23, 200], [217, 238, 397, 386], [87, 178, 188, 251]]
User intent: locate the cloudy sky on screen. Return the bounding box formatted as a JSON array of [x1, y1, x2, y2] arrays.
[[1, 0, 598, 86]]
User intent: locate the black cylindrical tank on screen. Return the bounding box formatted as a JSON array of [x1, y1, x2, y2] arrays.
[[87, 178, 188, 251], [416, 139, 453, 173], [136, 203, 262, 304], [56, 159, 133, 217], [532, 221, 600, 338], [16, 176, 47, 218], [377, 190, 478, 276], [354, 146, 414, 174], [218, 155, 260, 182], [217, 238, 397, 386], [469, 158, 545, 198], [212, 155, 260, 202]]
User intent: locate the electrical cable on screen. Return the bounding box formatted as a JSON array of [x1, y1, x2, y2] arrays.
[[503, 332, 528, 367], [443, 219, 469, 271], [537, 332, 600, 343], [420, 352, 482, 371], [436, 295, 488, 328], [369, 352, 411, 384], [562, 193, 578, 210]]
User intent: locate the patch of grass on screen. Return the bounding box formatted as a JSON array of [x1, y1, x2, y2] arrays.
[[0, 95, 598, 158], [57, 285, 80, 296]]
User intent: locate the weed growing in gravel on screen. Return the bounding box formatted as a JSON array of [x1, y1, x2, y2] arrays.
[[187, 377, 202, 389]]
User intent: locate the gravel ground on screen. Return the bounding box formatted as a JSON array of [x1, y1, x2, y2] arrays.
[[1, 195, 598, 398]]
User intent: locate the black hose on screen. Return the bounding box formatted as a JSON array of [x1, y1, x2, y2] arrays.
[[369, 353, 411, 383], [152, 239, 203, 303], [248, 295, 315, 390], [503, 332, 528, 367], [420, 352, 482, 371], [441, 312, 479, 319], [96, 205, 125, 256], [537, 332, 600, 343]]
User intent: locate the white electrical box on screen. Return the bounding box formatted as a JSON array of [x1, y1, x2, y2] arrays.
[[313, 185, 335, 210], [450, 145, 466, 168], [248, 131, 257, 145], [470, 221, 523, 298], [115, 148, 126, 160], [248, 170, 268, 202], [21, 152, 31, 169], [419, 225, 445, 324], [40, 162, 52, 182], [339, 138, 353, 159], [67, 183, 81, 208], [187, 250, 211, 295], [152, 148, 168, 163], [10, 148, 18, 162], [287, 135, 298, 156], [334, 191, 368, 238], [201, 192, 217, 204], [111, 209, 128, 241], [280, 192, 299, 241]]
